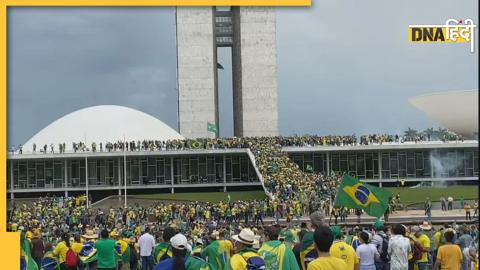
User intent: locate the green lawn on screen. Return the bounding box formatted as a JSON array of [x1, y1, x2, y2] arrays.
[[134, 191, 268, 202], [386, 186, 478, 204], [133, 186, 478, 204]]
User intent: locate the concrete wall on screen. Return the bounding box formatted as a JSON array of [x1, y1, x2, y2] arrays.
[[232, 7, 279, 137], [176, 7, 218, 139]]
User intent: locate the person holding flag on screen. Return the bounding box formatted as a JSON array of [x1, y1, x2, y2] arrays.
[[21, 231, 39, 270], [259, 225, 300, 270]]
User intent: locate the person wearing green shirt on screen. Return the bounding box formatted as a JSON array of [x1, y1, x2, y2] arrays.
[[201, 231, 229, 270], [299, 211, 326, 270], [259, 226, 300, 270], [95, 229, 118, 270]]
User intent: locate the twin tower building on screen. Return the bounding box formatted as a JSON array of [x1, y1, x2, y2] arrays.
[[176, 7, 279, 138]]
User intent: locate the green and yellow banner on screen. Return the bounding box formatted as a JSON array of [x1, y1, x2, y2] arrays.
[[334, 175, 392, 218]]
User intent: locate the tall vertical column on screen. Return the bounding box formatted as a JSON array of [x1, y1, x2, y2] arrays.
[[171, 157, 175, 194], [85, 156, 89, 208], [64, 160, 68, 197], [176, 7, 218, 138], [223, 155, 227, 192], [10, 160, 14, 200], [326, 152, 330, 175], [118, 158, 122, 198], [378, 151, 382, 180], [232, 7, 278, 137]]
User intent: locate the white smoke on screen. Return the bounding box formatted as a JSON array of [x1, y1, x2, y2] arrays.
[[429, 150, 465, 187]]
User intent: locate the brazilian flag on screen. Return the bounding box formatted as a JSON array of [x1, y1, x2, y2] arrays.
[[334, 175, 392, 218], [21, 238, 38, 270], [207, 122, 217, 133]]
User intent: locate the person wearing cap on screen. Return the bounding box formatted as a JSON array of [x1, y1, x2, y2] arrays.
[[154, 233, 212, 270], [328, 226, 359, 270], [139, 227, 156, 270], [201, 230, 229, 270], [95, 229, 118, 270], [371, 220, 388, 270], [307, 225, 347, 270], [154, 227, 176, 263], [279, 228, 297, 249], [434, 229, 463, 270], [230, 228, 263, 270], [388, 224, 411, 270], [410, 225, 430, 270], [258, 225, 299, 270], [298, 211, 325, 270]]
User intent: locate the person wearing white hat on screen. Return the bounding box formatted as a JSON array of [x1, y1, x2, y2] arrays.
[[154, 233, 212, 270], [230, 228, 265, 270]]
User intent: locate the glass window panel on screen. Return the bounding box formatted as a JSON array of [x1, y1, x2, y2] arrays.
[[54, 163, 62, 179], [365, 153, 373, 171], [382, 154, 390, 170], [36, 164, 44, 179]]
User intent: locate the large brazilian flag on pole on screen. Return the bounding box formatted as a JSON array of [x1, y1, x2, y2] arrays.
[[334, 175, 392, 218]]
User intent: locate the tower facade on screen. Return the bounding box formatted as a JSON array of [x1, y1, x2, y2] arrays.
[[176, 7, 278, 138]]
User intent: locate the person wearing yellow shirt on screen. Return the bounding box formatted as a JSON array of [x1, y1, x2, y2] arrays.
[[230, 228, 263, 270], [434, 230, 462, 270], [433, 227, 444, 265], [71, 234, 83, 254], [411, 226, 430, 270], [218, 230, 234, 259], [329, 226, 359, 270], [308, 225, 347, 270], [53, 233, 76, 269]]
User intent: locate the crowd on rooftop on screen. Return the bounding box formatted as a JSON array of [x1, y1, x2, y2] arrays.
[[11, 127, 466, 155]]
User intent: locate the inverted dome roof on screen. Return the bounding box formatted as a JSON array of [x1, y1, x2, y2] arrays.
[[409, 90, 478, 138], [22, 105, 183, 152]]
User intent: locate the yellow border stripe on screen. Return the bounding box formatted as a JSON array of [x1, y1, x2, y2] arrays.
[[6, 0, 311, 6], [2, 2, 22, 270]]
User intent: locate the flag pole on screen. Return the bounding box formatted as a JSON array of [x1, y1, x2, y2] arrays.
[[124, 133, 127, 209], [85, 133, 89, 209]]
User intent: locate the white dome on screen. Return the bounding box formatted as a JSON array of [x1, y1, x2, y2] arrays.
[[409, 90, 478, 138], [22, 105, 183, 152]]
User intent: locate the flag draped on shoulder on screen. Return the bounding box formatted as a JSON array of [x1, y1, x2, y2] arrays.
[[21, 238, 38, 270], [334, 175, 392, 218], [78, 242, 98, 264], [259, 240, 300, 270]]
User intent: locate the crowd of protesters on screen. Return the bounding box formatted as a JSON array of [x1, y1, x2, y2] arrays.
[[14, 198, 479, 270], [12, 128, 467, 155]]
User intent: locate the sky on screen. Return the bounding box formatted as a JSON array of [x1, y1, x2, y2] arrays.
[[7, 0, 478, 146]]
